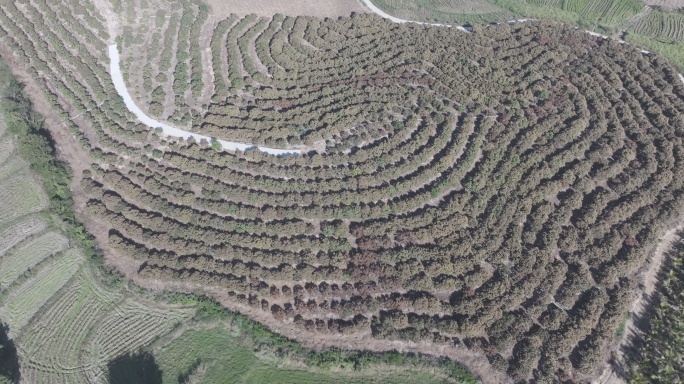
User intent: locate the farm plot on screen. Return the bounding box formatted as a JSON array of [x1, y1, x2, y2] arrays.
[[18, 276, 120, 383], [631, 8, 684, 41], [0, 172, 47, 225], [16, 270, 192, 384], [0, 136, 15, 165], [0, 231, 69, 288], [518, 0, 642, 24], [0, 156, 26, 184], [625, 30, 684, 70], [370, 0, 643, 27], [643, 0, 684, 10], [83, 299, 193, 373], [0, 248, 83, 333], [0, 216, 46, 257]]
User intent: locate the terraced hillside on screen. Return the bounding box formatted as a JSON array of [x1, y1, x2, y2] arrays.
[[625, 8, 684, 70], [0, 51, 463, 384], [1, 0, 684, 382], [366, 0, 684, 70], [0, 79, 195, 383]]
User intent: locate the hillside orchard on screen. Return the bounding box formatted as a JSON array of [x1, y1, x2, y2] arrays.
[[0, 0, 683, 381]]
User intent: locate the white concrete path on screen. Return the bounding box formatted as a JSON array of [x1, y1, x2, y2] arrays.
[[108, 45, 300, 156]]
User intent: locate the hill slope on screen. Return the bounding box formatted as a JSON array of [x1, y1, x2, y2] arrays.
[[0, 0, 683, 382]]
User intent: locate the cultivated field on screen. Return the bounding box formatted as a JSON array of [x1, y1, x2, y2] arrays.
[[632, 8, 684, 40], [0, 173, 47, 226], [0, 0, 683, 382], [370, 0, 645, 27], [0, 249, 83, 332], [153, 324, 453, 384]]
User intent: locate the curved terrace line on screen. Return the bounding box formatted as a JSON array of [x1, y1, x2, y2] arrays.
[[107, 45, 301, 156], [360, 1, 684, 85]]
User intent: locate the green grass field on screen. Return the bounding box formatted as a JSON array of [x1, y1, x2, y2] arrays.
[[153, 326, 450, 384], [627, 9, 684, 69], [0, 248, 83, 332], [0, 173, 47, 226], [0, 231, 69, 287]]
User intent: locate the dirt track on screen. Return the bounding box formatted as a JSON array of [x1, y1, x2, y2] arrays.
[[205, 0, 366, 18]]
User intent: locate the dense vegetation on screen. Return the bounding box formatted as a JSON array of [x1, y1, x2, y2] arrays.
[[626, 244, 684, 382], [119, 11, 684, 383], [0, 42, 468, 383], [0, 0, 683, 380], [371, 0, 684, 69]]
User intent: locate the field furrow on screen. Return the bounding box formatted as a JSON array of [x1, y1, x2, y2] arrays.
[[0, 172, 47, 225], [0, 231, 69, 287], [0, 248, 83, 333]]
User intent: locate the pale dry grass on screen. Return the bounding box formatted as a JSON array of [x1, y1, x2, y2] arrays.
[[204, 0, 367, 18], [643, 0, 684, 10]]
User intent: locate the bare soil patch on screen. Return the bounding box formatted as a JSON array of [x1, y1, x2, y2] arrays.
[[204, 0, 367, 18]]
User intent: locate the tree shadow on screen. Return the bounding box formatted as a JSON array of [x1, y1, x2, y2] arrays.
[[107, 350, 162, 384], [177, 358, 202, 384], [0, 323, 20, 383]]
